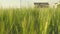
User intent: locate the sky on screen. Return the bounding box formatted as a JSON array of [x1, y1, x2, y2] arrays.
[[0, 0, 59, 8], [0, 0, 20, 8]]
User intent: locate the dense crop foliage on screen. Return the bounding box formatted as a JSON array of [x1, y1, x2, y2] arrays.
[[0, 7, 60, 34]]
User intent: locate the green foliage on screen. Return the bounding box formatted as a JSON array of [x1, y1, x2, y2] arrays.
[[0, 8, 60, 34], [57, 4, 60, 8]]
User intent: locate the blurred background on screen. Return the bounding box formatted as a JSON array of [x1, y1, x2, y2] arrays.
[[0, 0, 59, 8]]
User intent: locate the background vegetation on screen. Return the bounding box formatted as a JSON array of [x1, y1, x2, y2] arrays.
[[0, 7, 60, 34]]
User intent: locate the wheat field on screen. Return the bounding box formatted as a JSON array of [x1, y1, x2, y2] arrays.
[[0, 7, 60, 34]]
